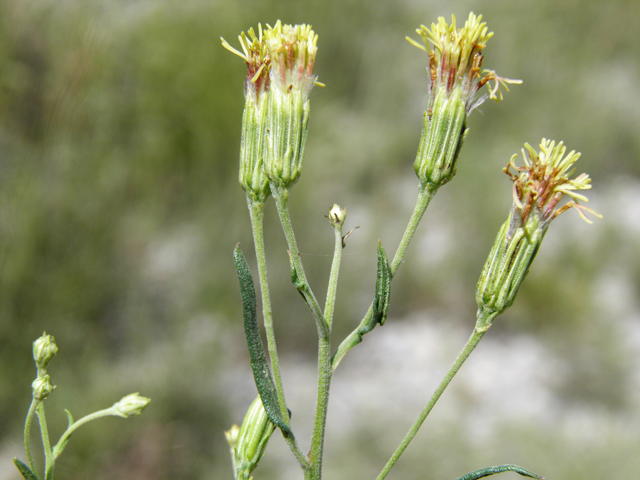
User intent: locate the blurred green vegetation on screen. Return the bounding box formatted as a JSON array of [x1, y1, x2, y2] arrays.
[[1, 0, 639, 479]]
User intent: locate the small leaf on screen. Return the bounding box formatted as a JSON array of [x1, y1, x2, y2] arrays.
[[14, 458, 38, 480], [288, 251, 306, 294], [455, 464, 544, 480], [372, 241, 391, 326], [64, 408, 74, 427], [234, 245, 291, 435]]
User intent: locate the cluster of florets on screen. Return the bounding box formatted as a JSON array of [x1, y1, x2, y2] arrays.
[[407, 13, 521, 114], [505, 139, 600, 226]]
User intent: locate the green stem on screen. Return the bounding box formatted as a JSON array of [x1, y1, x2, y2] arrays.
[[271, 183, 327, 339], [376, 309, 497, 480], [52, 407, 119, 460], [248, 198, 289, 424], [247, 197, 310, 471], [389, 182, 437, 276], [331, 182, 437, 370], [36, 403, 53, 480], [307, 222, 344, 479], [24, 399, 41, 480]]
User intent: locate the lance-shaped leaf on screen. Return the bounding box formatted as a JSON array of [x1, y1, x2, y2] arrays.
[[455, 464, 544, 480], [233, 245, 291, 435], [14, 459, 38, 480], [372, 241, 391, 326]]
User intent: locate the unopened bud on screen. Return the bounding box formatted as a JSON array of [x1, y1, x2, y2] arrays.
[[112, 393, 151, 418], [328, 204, 346, 228], [33, 332, 58, 372], [32, 375, 55, 401], [234, 396, 275, 479], [224, 424, 240, 474], [225, 424, 240, 451]]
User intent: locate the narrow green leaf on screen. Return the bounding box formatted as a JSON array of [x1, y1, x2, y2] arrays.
[[455, 464, 544, 480], [233, 245, 291, 435], [14, 458, 38, 480], [373, 241, 391, 326], [64, 409, 74, 428]]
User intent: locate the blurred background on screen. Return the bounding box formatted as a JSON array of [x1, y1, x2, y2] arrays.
[[1, 0, 639, 478]]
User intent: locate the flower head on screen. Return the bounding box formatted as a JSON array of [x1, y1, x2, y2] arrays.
[[264, 21, 320, 97], [263, 22, 321, 190], [221, 25, 270, 102], [223, 22, 322, 195], [407, 13, 521, 113], [475, 139, 600, 328], [505, 139, 601, 226]]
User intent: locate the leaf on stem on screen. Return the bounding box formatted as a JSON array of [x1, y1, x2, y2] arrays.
[[454, 464, 544, 480], [373, 241, 391, 326], [14, 458, 38, 480], [234, 245, 292, 435]]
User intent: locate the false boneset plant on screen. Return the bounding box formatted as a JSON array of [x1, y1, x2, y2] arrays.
[[222, 13, 599, 480]]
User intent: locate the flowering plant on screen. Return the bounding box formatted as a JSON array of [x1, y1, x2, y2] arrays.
[[221, 13, 599, 480]]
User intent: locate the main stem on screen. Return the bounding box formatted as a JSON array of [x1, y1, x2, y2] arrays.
[[248, 198, 289, 422], [307, 224, 343, 480], [331, 182, 438, 370], [36, 403, 53, 480], [375, 326, 487, 480], [248, 197, 310, 470]]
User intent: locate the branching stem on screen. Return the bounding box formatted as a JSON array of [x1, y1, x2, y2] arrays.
[[331, 182, 438, 370]]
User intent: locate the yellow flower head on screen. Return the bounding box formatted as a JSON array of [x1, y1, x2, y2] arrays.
[[221, 25, 271, 101], [407, 13, 521, 112], [505, 139, 602, 225], [264, 21, 320, 97]]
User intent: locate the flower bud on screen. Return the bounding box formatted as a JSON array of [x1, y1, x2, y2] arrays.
[[328, 204, 346, 228], [224, 424, 240, 473], [476, 139, 600, 329], [234, 396, 275, 479], [32, 374, 55, 401], [407, 13, 521, 187], [112, 393, 151, 418], [33, 332, 58, 372], [225, 424, 240, 451]]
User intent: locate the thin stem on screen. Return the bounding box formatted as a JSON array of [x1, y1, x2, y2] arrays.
[[248, 198, 289, 423], [307, 222, 344, 479], [247, 198, 310, 471], [331, 182, 438, 370], [52, 407, 119, 460], [376, 318, 493, 480], [24, 399, 41, 480], [36, 403, 53, 480], [389, 182, 437, 276], [271, 183, 327, 339]]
